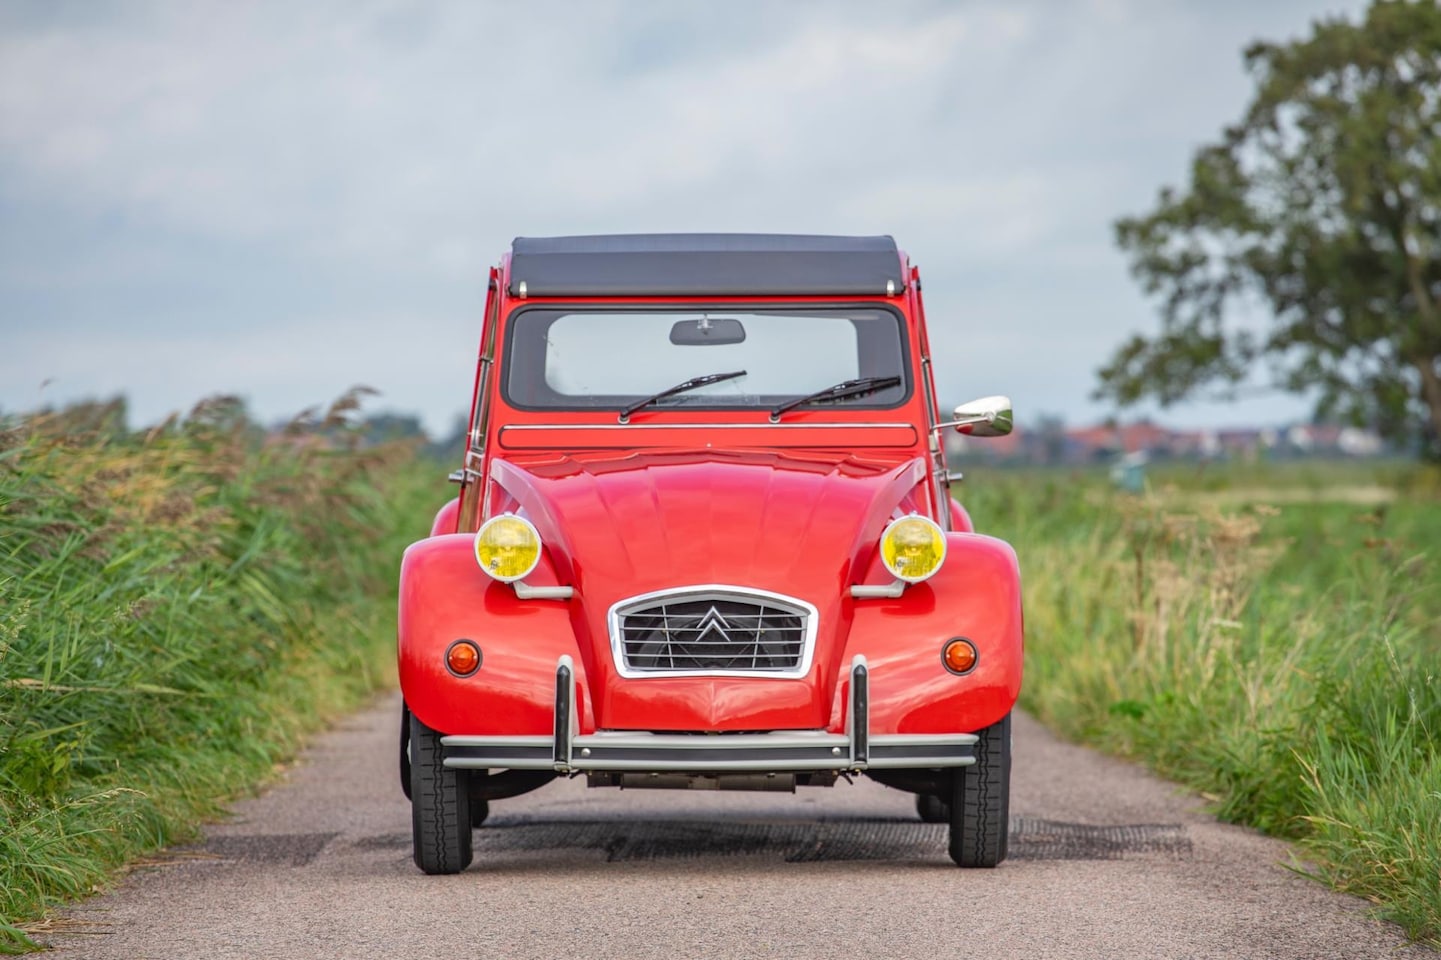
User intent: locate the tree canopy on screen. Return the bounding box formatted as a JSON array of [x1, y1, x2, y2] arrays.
[[1099, 0, 1441, 457]]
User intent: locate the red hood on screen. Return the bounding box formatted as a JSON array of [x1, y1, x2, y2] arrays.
[[489, 450, 930, 729], [492, 450, 926, 594]]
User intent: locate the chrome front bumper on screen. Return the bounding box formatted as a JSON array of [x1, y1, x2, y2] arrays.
[[441, 656, 978, 774]]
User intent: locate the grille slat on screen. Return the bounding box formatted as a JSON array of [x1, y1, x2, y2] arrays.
[[613, 590, 812, 675]]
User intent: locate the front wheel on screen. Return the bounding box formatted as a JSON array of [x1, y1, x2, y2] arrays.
[[948, 712, 1011, 868], [409, 713, 473, 874]]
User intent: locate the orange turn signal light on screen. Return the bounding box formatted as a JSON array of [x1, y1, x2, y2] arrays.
[[446, 639, 481, 677], [942, 638, 977, 675]]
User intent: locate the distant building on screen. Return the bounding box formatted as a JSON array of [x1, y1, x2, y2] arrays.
[[944, 413, 1387, 465]]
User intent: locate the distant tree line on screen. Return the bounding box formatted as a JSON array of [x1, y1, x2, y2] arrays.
[[2, 392, 465, 460], [1102, 0, 1441, 460]]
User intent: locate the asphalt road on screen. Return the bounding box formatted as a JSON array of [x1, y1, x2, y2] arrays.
[[45, 693, 1431, 960]]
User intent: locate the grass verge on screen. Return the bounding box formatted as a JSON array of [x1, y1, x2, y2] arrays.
[[963, 462, 1440, 946], [0, 395, 442, 951]]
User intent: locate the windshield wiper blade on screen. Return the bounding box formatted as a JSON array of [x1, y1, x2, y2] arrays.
[[769, 376, 902, 422], [619, 370, 747, 421]]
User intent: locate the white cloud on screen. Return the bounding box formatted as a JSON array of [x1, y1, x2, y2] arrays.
[[0, 0, 1367, 431], [1, 306, 476, 428]]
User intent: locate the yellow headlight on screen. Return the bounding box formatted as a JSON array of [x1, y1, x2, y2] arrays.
[[474, 514, 542, 582], [880, 515, 947, 583]]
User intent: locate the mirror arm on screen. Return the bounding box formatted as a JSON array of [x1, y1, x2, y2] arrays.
[[932, 414, 993, 432]]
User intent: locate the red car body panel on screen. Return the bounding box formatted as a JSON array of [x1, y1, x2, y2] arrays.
[[400, 524, 1022, 738], [429, 497, 460, 537], [496, 424, 922, 451], [398, 237, 1021, 758], [401, 534, 594, 737], [950, 498, 974, 533]]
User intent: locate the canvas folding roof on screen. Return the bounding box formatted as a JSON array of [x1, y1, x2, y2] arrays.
[[507, 234, 904, 298]]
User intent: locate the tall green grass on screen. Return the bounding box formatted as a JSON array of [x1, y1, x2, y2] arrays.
[[964, 463, 1441, 945], [0, 395, 441, 951]]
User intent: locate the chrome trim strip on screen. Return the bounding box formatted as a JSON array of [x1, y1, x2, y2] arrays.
[[440, 734, 555, 770], [444, 731, 847, 751], [501, 422, 916, 431], [442, 736, 555, 747], [577, 731, 850, 750], [865, 732, 979, 769], [606, 584, 819, 680], [536, 758, 845, 773], [869, 733, 979, 746], [439, 731, 977, 772], [445, 759, 555, 770]]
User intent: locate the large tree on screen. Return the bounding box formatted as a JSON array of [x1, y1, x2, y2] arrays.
[[1099, 1, 1441, 457]]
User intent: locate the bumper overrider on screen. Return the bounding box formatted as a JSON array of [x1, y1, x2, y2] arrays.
[[441, 655, 978, 774]]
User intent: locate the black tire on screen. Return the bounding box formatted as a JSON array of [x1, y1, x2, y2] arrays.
[[948, 712, 1011, 868], [916, 791, 950, 824], [409, 713, 472, 874], [470, 799, 490, 828]]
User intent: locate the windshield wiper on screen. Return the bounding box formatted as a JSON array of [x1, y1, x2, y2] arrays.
[[769, 376, 902, 422], [619, 370, 747, 422]]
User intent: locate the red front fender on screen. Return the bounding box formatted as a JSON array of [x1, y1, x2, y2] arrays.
[[832, 532, 1022, 736], [950, 497, 974, 533], [429, 497, 460, 537], [397, 534, 592, 736]]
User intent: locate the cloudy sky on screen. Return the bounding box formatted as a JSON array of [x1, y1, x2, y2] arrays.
[[0, 0, 1367, 434]]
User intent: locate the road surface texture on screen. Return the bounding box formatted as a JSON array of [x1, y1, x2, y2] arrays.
[[45, 692, 1431, 960]]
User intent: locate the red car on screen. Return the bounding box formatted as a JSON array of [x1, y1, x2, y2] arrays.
[[398, 234, 1021, 873]]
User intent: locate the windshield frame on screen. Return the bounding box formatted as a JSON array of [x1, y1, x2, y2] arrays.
[[498, 302, 914, 414]]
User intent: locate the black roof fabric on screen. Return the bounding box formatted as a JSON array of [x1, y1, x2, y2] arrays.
[[508, 234, 903, 298]]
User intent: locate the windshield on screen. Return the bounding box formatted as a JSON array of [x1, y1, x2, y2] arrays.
[[504, 307, 908, 411]]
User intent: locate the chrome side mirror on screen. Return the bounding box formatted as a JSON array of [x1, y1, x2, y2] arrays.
[[950, 395, 1013, 437]]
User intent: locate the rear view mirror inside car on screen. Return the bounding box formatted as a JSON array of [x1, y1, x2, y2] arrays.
[[669, 316, 746, 345]]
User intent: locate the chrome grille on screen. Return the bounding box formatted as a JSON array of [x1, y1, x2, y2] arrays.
[[610, 588, 816, 678]]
